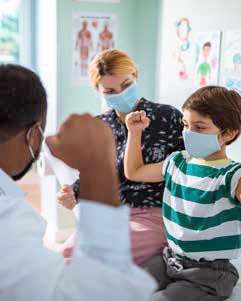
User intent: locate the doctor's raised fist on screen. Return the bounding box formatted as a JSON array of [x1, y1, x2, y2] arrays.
[[46, 114, 120, 207]]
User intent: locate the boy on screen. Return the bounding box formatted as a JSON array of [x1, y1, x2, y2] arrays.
[[124, 86, 241, 300]]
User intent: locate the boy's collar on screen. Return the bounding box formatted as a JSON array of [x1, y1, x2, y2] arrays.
[[189, 158, 232, 166]]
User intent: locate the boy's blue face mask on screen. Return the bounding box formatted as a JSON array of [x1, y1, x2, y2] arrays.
[[183, 129, 221, 158], [104, 83, 138, 113]]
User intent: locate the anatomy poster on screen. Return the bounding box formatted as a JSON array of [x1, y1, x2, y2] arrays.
[[72, 12, 117, 85]]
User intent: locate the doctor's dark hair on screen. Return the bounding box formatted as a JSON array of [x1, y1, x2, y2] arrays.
[[0, 64, 47, 142], [182, 86, 241, 145]]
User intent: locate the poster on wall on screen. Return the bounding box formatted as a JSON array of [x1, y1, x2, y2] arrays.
[[173, 17, 192, 80], [223, 31, 241, 94], [72, 12, 117, 85], [194, 31, 221, 87], [0, 0, 20, 63]]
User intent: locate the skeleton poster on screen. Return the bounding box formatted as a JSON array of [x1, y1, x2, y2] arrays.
[[72, 12, 117, 85]]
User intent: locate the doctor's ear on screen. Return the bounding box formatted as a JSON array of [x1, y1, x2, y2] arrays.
[[26, 122, 42, 143]]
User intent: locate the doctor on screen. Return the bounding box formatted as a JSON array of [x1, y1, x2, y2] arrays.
[[0, 64, 155, 301]]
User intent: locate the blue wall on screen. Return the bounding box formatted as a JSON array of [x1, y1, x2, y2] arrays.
[[57, 0, 160, 123]]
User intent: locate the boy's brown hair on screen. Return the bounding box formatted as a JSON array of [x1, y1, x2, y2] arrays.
[[182, 86, 241, 145]]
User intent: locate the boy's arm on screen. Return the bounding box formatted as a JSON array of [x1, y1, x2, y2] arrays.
[[124, 111, 164, 183], [235, 178, 241, 203]]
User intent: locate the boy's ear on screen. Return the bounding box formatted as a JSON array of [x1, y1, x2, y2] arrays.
[[222, 129, 239, 144]]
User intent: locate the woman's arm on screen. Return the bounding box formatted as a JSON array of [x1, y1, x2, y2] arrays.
[[124, 111, 164, 183], [57, 184, 77, 209]]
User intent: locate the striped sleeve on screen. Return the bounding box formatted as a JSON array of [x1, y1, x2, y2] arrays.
[[162, 151, 181, 177], [225, 163, 241, 207]]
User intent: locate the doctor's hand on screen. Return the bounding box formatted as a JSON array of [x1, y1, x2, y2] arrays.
[[57, 185, 77, 210], [126, 110, 150, 133], [46, 114, 120, 207]]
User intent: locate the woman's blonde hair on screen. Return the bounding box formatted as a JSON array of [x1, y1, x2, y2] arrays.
[[89, 49, 138, 89]]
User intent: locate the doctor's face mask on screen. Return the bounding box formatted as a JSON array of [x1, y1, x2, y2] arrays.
[[12, 126, 44, 181]]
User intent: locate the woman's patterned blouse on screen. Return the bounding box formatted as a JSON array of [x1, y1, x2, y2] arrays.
[[73, 98, 184, 207]]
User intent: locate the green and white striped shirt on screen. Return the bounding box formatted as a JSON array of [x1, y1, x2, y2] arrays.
[[163, 150, 241, 261]]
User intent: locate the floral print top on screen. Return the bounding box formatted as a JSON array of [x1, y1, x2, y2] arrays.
[[73, 98, 184, 208]]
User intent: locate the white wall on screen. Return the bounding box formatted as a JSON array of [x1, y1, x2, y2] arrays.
[[36, 0, 75, 242], [158, 0, 241, 161], [19, 0, 33, 68]]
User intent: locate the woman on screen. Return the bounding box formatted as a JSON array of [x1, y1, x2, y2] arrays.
[[58, 49, 184, 265]]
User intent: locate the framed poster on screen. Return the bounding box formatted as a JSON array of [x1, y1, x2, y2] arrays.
[[194, 31, 221, 87], [174, 17, 192, 80], [72, 12, 117, 85], [223, 31, 241, 94]]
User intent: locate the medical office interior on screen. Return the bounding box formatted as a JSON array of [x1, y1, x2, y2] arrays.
[[1, 0, 241, 299]]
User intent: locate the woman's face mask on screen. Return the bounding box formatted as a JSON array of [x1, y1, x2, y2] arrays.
[[103, 83, 139, 113], [98, 74, 138, 113]]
